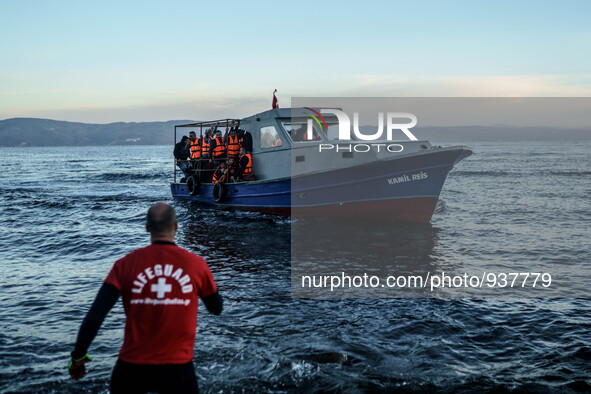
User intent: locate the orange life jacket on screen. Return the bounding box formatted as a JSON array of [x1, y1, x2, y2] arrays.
[[189, 139, 201, 159], [227, 135, 240, 157], [212, 137, 226, 158], [201, 137, 210, 154], [212, 165, 227, 184], [241, 153, 252, 175]]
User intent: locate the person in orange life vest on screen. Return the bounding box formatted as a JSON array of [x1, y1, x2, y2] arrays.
[[225, 127, 241, 159], [231, 120, 253, 153], [68, 202, 222, 393], [212, 162, 228, 184], [208, 130, 227, 165], [201, 129, 214, 182], [201, 129, 213, 161], [234, 147, 256, 182], [227, 157, 238, 181], [186, 131, 202, 173]]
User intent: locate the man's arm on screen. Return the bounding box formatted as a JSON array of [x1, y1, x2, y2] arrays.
[[201, 291, 223, 315], [72, 283, 120, 359]]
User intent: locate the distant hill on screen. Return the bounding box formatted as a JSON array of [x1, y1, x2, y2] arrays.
[[0, 118, 589, 147], [0, 118, 196, 147]]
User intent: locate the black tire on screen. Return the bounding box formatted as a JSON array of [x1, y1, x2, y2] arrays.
[[187, 175, 201, 196], [212, 182, 228, 203]]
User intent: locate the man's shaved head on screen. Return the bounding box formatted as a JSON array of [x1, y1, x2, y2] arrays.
[[146, 202, 177, 235]]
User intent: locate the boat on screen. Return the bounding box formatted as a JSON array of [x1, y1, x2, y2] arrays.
[[170, 107, 471, 222]]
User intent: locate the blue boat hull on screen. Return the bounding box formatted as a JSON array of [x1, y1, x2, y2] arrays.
[[170, 147, 470, 222], [171, 178, 292, 215]]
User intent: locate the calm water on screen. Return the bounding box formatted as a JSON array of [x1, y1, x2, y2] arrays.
[[0, 143, 589, 393]]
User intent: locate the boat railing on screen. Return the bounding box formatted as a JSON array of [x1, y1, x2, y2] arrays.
[[173, 118, 242, 184], [174, 158, 240, 185]]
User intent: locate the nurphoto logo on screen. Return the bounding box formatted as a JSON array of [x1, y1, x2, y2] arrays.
[[305, 108, 419, 153]]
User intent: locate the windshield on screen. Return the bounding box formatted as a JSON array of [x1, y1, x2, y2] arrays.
[[282, 118, 352, 142], [281, 121, 323, 142]]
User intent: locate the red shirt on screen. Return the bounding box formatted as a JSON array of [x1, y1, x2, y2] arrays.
[[104, 242, 217, 364]]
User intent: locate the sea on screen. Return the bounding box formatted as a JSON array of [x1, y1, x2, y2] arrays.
[[0, 141, 589, 393]]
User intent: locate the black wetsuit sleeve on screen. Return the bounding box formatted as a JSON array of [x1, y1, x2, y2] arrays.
[[201, 291, 223, 315], [72, 283, 120, 359]]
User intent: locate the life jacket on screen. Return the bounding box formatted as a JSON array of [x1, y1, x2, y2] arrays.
[[227, 135, 241, 157], [271, 139, 283, 147], [212, 137, 226, 158], [212, 165, 227, 184], [241, 153, 252, 175], [201, 136, 210, 154], [189, 139, 201, 159]]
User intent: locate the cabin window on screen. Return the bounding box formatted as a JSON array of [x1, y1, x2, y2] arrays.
[[259, 126, 283, 149], [281, 122, 322, 142]]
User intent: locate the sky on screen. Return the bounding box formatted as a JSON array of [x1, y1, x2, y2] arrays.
[[1, 0, 590, 123]]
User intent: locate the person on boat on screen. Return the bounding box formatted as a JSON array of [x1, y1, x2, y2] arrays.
[[226, 127, 241, 160], [227, 157, 238, 181], [174, 135, 191, 179], [68, 202, 223, 393], [209, 130, 227, 165], [201, 129, 213, 161], [186, 131, 202, 176], [212, 162, 228, 184], [303, 131, 320, 141], [200, 129, 213, 182], [230, 120, 253, 153], [261, 132, 275, 148], [174, 135, 189, 160], [234, 147, 256, 182]]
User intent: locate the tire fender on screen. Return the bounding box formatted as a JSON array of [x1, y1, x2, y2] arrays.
[[212, 182, 228, 203], [187, 175, 201, 196]]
